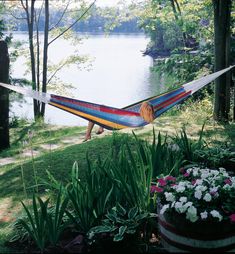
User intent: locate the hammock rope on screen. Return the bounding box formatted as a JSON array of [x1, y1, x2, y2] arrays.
[[0, 65, 234, 130]]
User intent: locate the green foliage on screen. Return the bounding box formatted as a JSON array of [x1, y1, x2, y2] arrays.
[[9, 214, 30, 244], [154, 47, 213, 84], [140, 0, 213, 55], [1, 122, 234, 252], [194, 147, 235, 169], [173, 124, 205, 164], [133, 129, 183, 178], [18, 188, 68, 251], [103, 138, 153, 211], [88, 203, 156, 243], [66, 160, 114, 233], [19, 195, 49, 252], [45, 186, 69, 246]]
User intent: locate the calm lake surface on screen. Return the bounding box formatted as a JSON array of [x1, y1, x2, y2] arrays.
[[11, 33, 166, 126]]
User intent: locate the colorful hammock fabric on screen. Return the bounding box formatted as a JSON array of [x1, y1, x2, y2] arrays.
[[0, 65, 234, 130]]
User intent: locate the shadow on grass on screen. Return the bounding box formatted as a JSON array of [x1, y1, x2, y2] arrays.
[[202, 123, 235, 146], [0, 134, 119, 202]]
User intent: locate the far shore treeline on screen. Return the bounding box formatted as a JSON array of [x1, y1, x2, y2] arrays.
[[4, 5, 142, 33]]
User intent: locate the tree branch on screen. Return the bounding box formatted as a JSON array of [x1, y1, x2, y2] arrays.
[[47, 62, 68, 85], [48, 0, 96, 46], [6, 9, 27, 20], [49, 0, 71, 31], [20, 0, 27, 11]]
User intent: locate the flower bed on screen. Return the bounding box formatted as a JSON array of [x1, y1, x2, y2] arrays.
[[152, 167, 235, 252]]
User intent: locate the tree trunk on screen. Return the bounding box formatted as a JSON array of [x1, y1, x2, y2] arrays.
[[0, 40, 10, 150], [40, 0, 49, 117], [213, 0, 231, 121], [25, 0, 40, 120]]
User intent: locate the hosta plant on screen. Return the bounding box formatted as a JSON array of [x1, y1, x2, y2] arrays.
[[153, 167, 235, 224], [88, 203, 157, 243]]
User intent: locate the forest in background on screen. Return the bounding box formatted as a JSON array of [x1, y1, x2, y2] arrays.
[[3, 5, 142, 33]]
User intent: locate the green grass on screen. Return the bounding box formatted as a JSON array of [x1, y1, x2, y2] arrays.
[[0, 98, 234, 253], [0, 121, 86, 158]]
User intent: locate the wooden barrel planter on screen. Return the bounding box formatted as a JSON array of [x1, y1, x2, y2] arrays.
[[158, 210, 235, 253]]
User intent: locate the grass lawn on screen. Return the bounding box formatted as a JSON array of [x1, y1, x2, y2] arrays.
[[0, 99, 234, 253]]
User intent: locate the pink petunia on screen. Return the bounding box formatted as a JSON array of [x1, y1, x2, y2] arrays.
[[224, 178, 232, 185], [165, 176, 176, 182], [229, 214, 235, 223], [150, 186, 163, 193], [191, 179, 196, 185], [158, 178, 167, 186], [210, 191, 218, 197], [183, 172, 190, 177]]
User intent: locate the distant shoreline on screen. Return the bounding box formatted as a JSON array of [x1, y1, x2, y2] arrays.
[[9, 30, 145, 36]]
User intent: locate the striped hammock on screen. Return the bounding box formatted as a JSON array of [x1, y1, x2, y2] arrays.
[[0, 66, 234, 130]]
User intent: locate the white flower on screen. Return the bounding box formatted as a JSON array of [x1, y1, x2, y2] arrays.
[[210, 210, 223, 221], [201, 172, 209, 179], [210, 170, 219, 176], [200, 211, 208, 220], [165, 192, 175, 202], [178, 205, 188, 213], [176, 185, 185, 193], [195, 185, 207, 192], [209, 186, 218, 193], [179, 197, 187, 203], [194, 190, 202, 200], [160, 204, 169, 215], [223, 172, 229, 177], [174, 201, 187, 213], [186, 206, 198, 222], [193, 169, 199, 177], [174, 202, 183, 209], [219, 167, 226, 173], [184, 202, 193, 208], [195, 179, 203, 185], [187, 168, 193, 174], [203, 193, 212, 202]]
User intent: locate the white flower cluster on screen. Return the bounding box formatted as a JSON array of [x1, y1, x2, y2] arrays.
[[159, 167, 235, 223]]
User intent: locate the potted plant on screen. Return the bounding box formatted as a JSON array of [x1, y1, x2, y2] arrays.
[[152, 167, 235, 252]]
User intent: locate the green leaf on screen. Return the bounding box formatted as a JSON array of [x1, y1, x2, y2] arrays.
[[118, 225, 127, 236], [106, 212, 117, 222], [116, 203, 126, 216], [128, 206, 138, 219], [135, 212, 148, 221]]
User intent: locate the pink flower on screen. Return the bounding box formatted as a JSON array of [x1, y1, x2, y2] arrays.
[[183, 172, 190, 177], [210, 191, 218, 197], [150, 186, 163, 193], [191, 179, 196, 185], [158, 178, 167, 186], [229, 214, 235, 223], [165, 176, 176, 182], [224, 178, 232, 185]]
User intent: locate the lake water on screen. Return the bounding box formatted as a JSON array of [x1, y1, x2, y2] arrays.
[[11, 33, 166, 126]]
